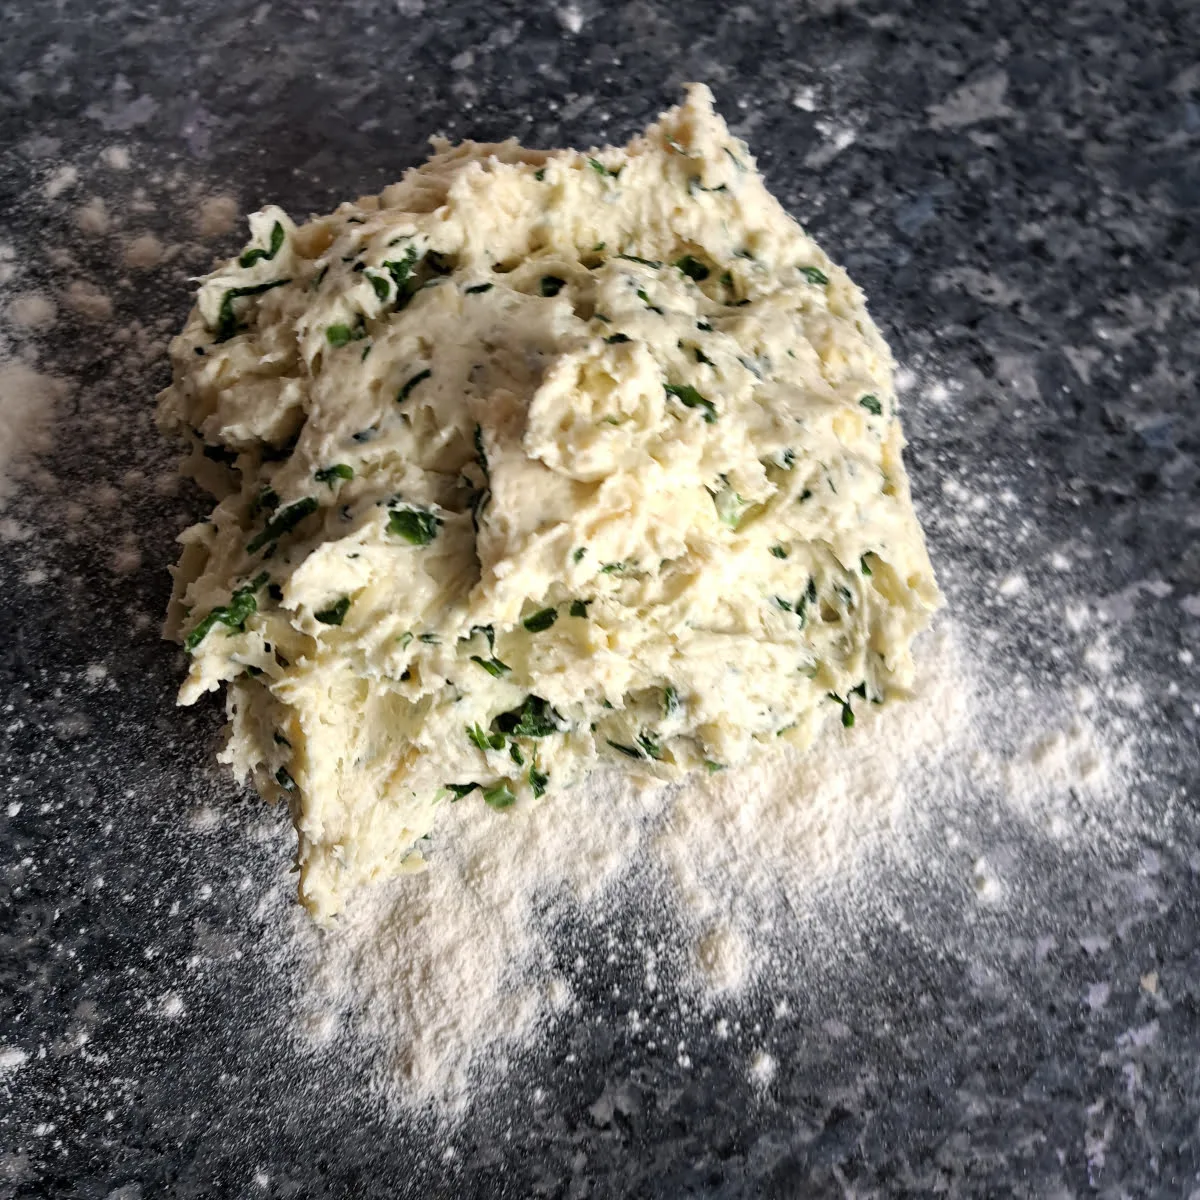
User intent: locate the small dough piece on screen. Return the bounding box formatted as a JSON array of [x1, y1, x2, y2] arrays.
[[157, 85, 942, 921]]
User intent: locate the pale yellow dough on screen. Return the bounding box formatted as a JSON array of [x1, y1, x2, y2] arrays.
[[158, 85, 942, 920]]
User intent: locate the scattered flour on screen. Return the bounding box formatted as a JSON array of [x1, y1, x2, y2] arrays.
[[63, 280, 114, 321], [0, 1046, 30, 1078], [0, 362, 69, 507], [269, 615, 1128, 1116], [6, 292, 57, 331], [195, 194, 239, 237], [122, 233, 165, 269], [75, 197, 112, 236]]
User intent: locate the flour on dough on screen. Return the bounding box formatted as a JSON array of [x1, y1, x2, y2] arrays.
[[157, 85, 942, 920]]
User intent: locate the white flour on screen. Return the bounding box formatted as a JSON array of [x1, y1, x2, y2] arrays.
[[266, 608, 1130, 1116]]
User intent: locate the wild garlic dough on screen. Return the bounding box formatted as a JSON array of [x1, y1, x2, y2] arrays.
[[158, 85, 942, 920]]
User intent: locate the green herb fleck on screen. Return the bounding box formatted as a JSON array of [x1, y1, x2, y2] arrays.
[[798, 488, 813, 502], [468, 723, 506, 753], [397, 368, 432, 403], [859, 394, 883, 416], [704, 760, 725, 774], [662, 685, 679, 718], [509, 742, 524, 766], [599, 562, 626, 575], [529, 765, 549, 798], [314, 596, 350, 626], [483, 782, 517, 810], [445, 782, 480, 800], [569, 598, 593, 618], [572, 547, 587, 563], [493, 695, 564, 738], [326, 323, 364, 348], [465, 282, 494, 294], [367, 272, 391, 302], [534, 167, 546, 181], [770, 545, 789, 559], [606, 740, 643, 760], [861, 554, 873, 576], [617, 254, 662, 268], [471, 655, 511, 678], [828, 692, 856, 728], [238, 221, 285, 269], [675, 255, 710, 281], [523, 607, 558, 633], [215, 279, 291, 342], [246, 496, 318, 554], [418, 632, 440, 645], [314, 463, 354, 485], [540, 276, 566, 297], [398, 631, 414, 649], [184, 572, 269, 652], [693, 346, 715, 366], [588, 157, 620, 178], [636, 288, 663, 314], [664, 383, 717, 424], [800, 266, 829, 286], [604, 333, 631, 344], [387, 507, 441, 545]]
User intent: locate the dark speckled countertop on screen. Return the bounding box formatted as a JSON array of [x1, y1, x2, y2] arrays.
[[3, 2, 1200, 1196]]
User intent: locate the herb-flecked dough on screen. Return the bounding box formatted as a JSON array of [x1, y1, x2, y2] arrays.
[[158, 86, 942, 921]]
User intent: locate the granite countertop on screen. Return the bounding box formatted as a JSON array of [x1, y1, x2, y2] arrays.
[[3, 1, 1200, 1196]]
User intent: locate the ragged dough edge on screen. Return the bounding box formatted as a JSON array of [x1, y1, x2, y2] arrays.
[[157, 84, 943, 921]]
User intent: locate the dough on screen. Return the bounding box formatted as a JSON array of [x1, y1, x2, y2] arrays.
[[158, 85, 942, 920]]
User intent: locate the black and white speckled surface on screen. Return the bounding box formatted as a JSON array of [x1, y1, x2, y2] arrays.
[[3, 1, 1200, 1196]]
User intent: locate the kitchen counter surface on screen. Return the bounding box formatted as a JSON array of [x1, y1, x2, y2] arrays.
[[2, 1, 1199, 1196]]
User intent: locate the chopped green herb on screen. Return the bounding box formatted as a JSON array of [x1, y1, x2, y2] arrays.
[[606, 740, 643, 760], [775, 596, 794, 613], [697, 319, 713, 332], [275, 766, 296, 791], [850, 681, 868, 700], [509, 742, 525, 766], [800, 266, 829, 286], [397, 368, 432, 403], [588, 157, 620, 178], [215, 279, 291, 342], [798, 488, 813, 502], [572, 547, 587, 563], [637, 733, 664, 760], [662, 685, 679, 717], [483, 782, 517, 810], [310, 265, 328, 291], [604, 333, 631, 344], [828, 692, 856, 728], [465, 282, 493, 294], [469, 624, 496, 652], [599, 562, 626, 575], [861, 554, 873, 576], [467, 723, 506, 753], [383, 245, 421, 307], [529, 765, 549, 798], [770, 545, 789, 559], [418, 633, 440, 644], [273, 731, 291, 748], [540, 276, 566, 297], [250, 487, 279, 517], [471, 655, 511, 678], [704, 760, 725, 774], [664, 383, 717, 424], [315, 596, 350, 626], [184, 572, 269, 652], [445, 782, 480, 800], [693, 346, 715, 366], [238, 221, 285, 269], [398, 631, 414, 649], [859, 394, 883, 416], [473, 424, 490, 482], [367, 272, 391, 302], [326, 323, 364, 348], [246, 496, 318, 554], [314, 463, 354, 485], [636, 288, 663, 313], [493, 695, 563, 738], [675, 254, 710, 281], [617, 254, 662, 268], [387, 507, 441, 545], [569, 599, 592, 618], [712, 482, 744, 529], [523, 607, 558, 633]]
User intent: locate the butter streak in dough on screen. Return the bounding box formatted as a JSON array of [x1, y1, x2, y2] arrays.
[[158, 86, 942, 920]]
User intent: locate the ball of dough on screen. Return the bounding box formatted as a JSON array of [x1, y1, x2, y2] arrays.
[[158, 85, 942, 920]]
